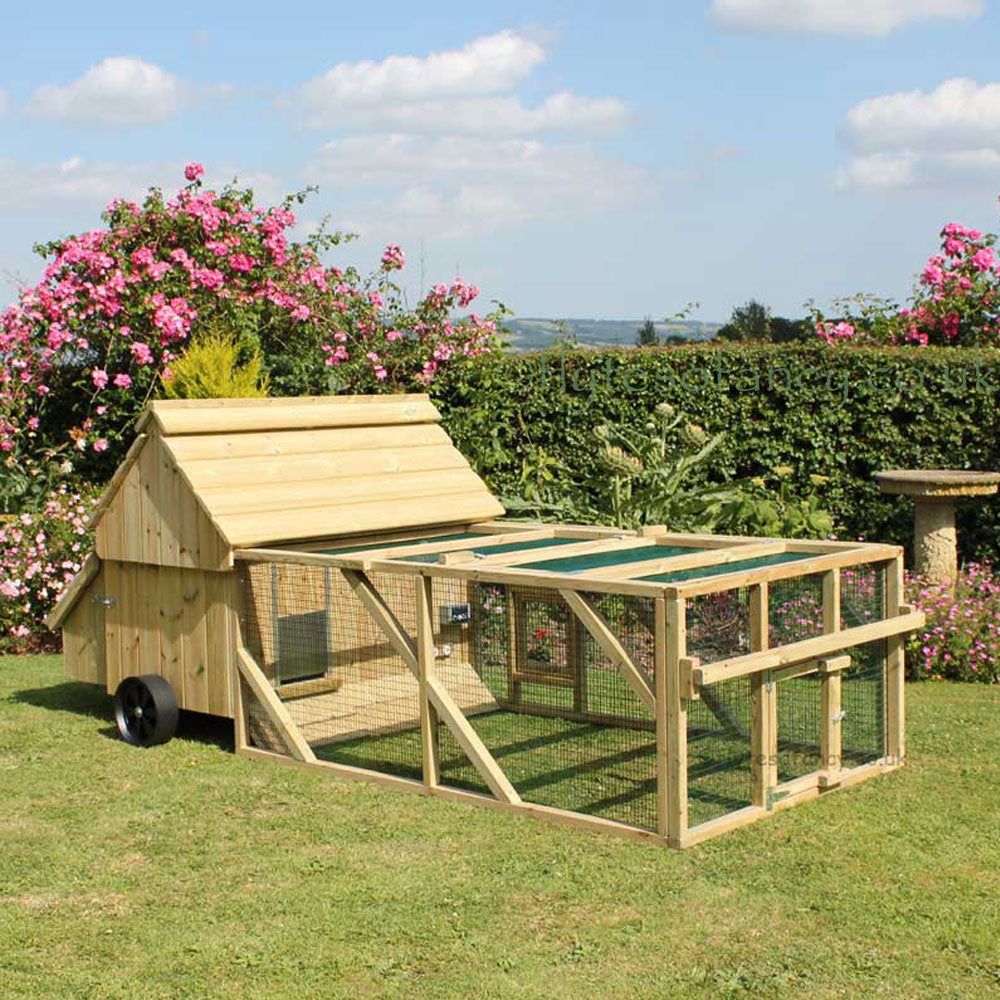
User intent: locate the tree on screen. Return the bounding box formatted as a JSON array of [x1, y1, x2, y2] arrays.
[[717, 299, 771, 342], [635, 316, 659, 347]]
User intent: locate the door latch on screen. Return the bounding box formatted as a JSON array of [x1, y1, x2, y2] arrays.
[[92, 595, 115, 607]]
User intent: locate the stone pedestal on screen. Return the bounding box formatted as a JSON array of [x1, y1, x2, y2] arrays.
[[875, 470, 1000, 588]]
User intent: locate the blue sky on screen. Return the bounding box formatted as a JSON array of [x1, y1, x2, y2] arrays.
[[3, 0, 1000, 322]]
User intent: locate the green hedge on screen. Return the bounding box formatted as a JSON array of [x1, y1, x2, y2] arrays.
[[431, 343, 1000, 561]]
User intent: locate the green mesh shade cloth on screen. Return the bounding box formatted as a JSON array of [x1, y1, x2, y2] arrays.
[[519, 544, 698, 574], [640, 551, 811, 584]]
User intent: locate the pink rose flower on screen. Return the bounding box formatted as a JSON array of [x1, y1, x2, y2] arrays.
[[184, 162, 205, 182]]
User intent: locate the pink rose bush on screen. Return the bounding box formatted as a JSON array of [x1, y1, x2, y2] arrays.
[[0, 165, 503, 485], [905, 563, 1000, 683], [0, 485, 97, 652], [811, 204, 1000, 347]]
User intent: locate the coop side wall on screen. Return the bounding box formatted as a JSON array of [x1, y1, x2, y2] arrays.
[[63, 563, 107, 686], [101, 560, 240, 718]]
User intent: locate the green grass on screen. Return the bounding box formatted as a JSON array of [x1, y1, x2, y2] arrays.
[[2, 655, 1000, 999]]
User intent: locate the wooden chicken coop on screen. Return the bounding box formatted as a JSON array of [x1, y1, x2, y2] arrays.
[[48, 395, 924, 847]]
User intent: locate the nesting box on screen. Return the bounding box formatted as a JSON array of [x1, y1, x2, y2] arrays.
[[49, 395, 924, 847]]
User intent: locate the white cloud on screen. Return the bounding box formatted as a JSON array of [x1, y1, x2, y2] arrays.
[[305, 134, 660, 237], [841, 78, 1000, 153], [284, 30, 626, 137], [836, 149, 1000, 191], [710, 0, 983, 37], [295, 30, 544, 108], [837, 78, 1000, 190], [27, 56, 230, 127]]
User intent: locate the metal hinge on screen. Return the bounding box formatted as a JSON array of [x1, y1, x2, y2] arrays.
[[766, 787, 790, 811], [92, 595, 115, 607]]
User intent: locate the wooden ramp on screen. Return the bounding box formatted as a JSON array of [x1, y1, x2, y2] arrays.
[[287, 660, 498, 747]]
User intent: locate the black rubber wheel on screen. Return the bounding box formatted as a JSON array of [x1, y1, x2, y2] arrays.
[[114, 675, 179, 747]]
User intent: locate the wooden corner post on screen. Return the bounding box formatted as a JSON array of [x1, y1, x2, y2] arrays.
[[885, 555, 905, 766], [749, 582, 777, 808], [820, 569, 842, 783], [663, 595, 688, 848]]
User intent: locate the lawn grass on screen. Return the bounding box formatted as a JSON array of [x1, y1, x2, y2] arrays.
[[2, 654, 999, 999]]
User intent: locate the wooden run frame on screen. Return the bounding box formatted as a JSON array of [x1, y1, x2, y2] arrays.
[[229, 520, 924, 848]]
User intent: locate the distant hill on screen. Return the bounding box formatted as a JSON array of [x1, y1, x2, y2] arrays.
[[499, 317, 722, 352]]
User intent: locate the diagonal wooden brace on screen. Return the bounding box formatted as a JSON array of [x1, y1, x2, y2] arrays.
[[341, 569, 520, 804]]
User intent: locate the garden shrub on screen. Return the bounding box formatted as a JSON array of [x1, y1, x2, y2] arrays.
[[906, 563, 1000, 683], [431, 341, 1000, 562], [811, 214, 1000, 347], [163, 328, 269, 399], [0, 485, 97, 653], [0, 163, 502, 491]]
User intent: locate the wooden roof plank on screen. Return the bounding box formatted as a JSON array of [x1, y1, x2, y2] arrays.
[[149, 396, 439, 436]]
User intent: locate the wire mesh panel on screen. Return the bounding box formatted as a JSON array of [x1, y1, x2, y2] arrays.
[[686, 588, 752, 663], [453, 581, 659, 830], [841, 640, 887, 767], [240, 562, 425, 780], [841, 564, 887, 629], [769, 573, 825, 645], [687, 675, 753, 827], [775, 673, 823, 781]]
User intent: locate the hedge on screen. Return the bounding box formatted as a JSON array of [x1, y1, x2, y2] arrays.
[[431, 342, 1000, 562]]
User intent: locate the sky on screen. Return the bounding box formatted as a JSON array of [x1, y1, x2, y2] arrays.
[[3, 0, 1000, 322]]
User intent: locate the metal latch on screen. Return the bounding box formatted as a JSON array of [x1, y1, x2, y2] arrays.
[[92, 595, 115, 607], [832, 710, 846, 725]]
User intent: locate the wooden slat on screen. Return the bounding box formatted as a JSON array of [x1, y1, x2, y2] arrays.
[[206, 570, 236, 717], [157, 437, 182, 567], [157, 566, 186, 701], [822, 568, 841, 635], [136, 565, 160, 684], [820, 661, 843, 784], [560, 590, 655, 714], [103, 559, 122, 693], [665, 596, 688, 848], [140, 434, 161, 564], [654, 597, 669, 841], [236, 647, 317, 762], [46, 553, 100, 630], [218, 492, 505, 547], [694, 612, 926, 686], [184, 444, 472, 490], [364, 528, 552, 561], [580, 540, 786, 581], [749, 583, 776, 808], [474, 535, 649, 568], [166, 421, 451, 462], [201, 468, 491, 517], [150, 397, 441, 435], [415, 576, 440, 788], [886, 555, 906, 765], [675, 547, 902, 598], [117, 562, 140, 686], [181, 571, 210, 714]]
